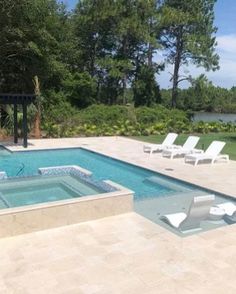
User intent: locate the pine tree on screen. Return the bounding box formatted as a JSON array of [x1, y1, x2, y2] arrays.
[[159, 0, 219, 107]]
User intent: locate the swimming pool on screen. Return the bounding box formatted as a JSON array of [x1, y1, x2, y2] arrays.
[[0, 147, 194, 199], [0, 147, 234, 236]]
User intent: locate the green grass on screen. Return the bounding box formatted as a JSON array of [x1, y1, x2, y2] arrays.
[[131, 132, 236, 160]]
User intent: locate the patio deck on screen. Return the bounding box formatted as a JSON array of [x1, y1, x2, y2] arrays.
[[1, 136, 236, 293]]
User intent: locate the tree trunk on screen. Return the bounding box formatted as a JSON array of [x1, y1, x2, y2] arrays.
[[121, 34, 128, 105], [148, 43, 153, 68], [172, 61, 180, 108], [33, 76, 41, 139], [122, 77, 127, 105], [171, 29, 183, 108], [34, 111, 41, 139], [147, 17, 153, 67]]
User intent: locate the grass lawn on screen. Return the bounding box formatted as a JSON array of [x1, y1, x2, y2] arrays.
[[131, 132, 236, 160]]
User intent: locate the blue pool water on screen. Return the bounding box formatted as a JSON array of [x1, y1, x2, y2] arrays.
[[0, 147, 195, 199], [0, 147, 233, 236], [0, 175, 105, 209]]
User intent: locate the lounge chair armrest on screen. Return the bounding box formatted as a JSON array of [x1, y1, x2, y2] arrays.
[[165, 144, 181, 150], [216, 154, 229, 161], [190, 148, 204, 154]]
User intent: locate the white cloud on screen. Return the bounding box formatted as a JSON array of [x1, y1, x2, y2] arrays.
[[217, 34, 236, 54]]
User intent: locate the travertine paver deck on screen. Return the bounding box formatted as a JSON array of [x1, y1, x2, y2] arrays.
[[1, 213, 236, 294], [1, 136, 236, 293]]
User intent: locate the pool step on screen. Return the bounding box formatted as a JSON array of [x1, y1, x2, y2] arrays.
[[144, 176, 191, 193], [135, 190, 211, 225]]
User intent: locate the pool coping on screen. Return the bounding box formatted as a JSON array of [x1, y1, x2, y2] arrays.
[[0, 180, 133, 216]]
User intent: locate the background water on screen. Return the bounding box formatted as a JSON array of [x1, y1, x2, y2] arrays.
[[193, 112, 236, 122]]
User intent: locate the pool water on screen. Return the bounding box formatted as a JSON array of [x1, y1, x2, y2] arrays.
[[0, 174, 105, 209], [0, 147, 194, 199], [0, 147, 233, 235]]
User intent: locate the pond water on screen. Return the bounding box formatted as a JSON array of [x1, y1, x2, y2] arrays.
[[193, 112, 236, 123]]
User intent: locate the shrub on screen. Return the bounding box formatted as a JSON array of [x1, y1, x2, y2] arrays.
[[41, 101, 236, 138], [77, 104, 131, 125], [43, 90, 77, 125]]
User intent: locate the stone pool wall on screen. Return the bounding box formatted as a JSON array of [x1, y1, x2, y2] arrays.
[[0, 180, 133, 238]]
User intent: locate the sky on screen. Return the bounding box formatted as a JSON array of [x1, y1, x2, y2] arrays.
[[62, 0, 236, 89]]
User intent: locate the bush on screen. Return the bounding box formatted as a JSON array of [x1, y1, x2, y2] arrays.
[[135, 105, 167, 124], [41, 102, 236, 138], [43, 90, 77, 125], [77, 104, 131, 125]]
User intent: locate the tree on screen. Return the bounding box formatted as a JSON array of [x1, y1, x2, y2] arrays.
[[133, 64, 161, 106], [159, 0, 219, 107], [63, 72, 96, 108], [0, 0, 70, 93], [72, 0, 163, 105], [190, 74, 214, 110]]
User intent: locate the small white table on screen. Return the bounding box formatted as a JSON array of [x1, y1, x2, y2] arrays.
[[209, 207, 225, 221]]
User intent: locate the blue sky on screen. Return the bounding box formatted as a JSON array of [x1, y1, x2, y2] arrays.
[[62, 0, 236, 89]]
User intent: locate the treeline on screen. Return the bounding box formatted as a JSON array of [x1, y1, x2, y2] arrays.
[[161, 75, 236, 113], [0, 0, 220, 114]]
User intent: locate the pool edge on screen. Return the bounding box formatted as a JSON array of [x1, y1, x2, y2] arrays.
[[0, 182, 134, 238]]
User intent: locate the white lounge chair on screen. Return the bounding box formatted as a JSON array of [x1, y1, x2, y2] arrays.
[[143, 133, 178, 155], [162, 136, 200, 159], [184, 141, 229, 166], [216, 202, 236, 218], [160, 194, 215, 232]]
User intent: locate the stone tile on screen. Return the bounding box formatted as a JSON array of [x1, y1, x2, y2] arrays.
[[0, 137, 235, 293], [0, 212, 235, 293]]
